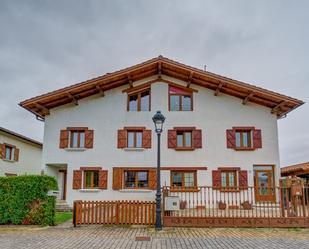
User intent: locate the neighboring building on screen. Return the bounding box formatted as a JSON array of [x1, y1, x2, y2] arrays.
[[0, 127, 42, 176], [281, 162, 309, 184], [19, 56, 304, 206]]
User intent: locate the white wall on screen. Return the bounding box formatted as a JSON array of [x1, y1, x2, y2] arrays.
[[0, 132, 42, 176], [43, 75, 280, 205]]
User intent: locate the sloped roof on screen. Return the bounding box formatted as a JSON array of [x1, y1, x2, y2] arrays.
[[0, 127, 42, 147], [19, 55, 304, 119], [281, 162, 309, 176]]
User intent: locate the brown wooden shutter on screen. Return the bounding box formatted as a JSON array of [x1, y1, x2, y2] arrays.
[[168, 130, 177, 148], [13, 148, 19, 161], [239, 170, 248, 189], [253, 129, 262, 148], [112, 168, 123, 190], [142, 130, 152, 148], [193, 129, 202, 148], [226, 129, 236, 148], [59, 130, 69, 148], [98, 170, 108, 189], [148, 169, 157, 190], [73, 170, 82, 189], [117, 130, 127, 148], [0, 143, 3, 159], [212, 170, 221, 189], [85, 130, 94, 148]]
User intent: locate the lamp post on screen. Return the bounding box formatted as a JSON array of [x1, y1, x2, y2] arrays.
[[152, 110, 166, 230]]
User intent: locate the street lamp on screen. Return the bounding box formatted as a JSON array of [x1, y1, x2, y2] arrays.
[[152, 110, 166, 230]]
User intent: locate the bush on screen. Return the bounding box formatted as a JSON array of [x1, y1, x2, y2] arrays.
[[0, 175, 58, 225]]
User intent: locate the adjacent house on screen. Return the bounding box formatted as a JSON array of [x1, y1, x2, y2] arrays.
[[19, 56, 304, 206], [281, 162, 309, 184], [0, 127, 42, 176]]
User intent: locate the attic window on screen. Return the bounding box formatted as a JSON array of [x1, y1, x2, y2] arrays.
[[128, 89, 150, 111], [169, 86, 192, 111]]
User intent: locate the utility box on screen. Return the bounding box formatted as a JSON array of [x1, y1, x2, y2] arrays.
[[165, 196, 180, 211]]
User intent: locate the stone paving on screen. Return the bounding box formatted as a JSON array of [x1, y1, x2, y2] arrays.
[[0, 224, 309, 249]]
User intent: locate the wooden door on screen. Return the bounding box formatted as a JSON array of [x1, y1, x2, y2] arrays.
[[254, 169, 275, 202]]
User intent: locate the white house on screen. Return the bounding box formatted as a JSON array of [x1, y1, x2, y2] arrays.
[[20, 56, 303, 206], [0, 127, 42, 176]]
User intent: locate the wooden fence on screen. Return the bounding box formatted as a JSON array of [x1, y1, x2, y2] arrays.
[[163, 185, 309, 228], [73, 200, 156, 226]]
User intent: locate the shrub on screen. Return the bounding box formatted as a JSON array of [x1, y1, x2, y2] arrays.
[[0, 175, 58, 225]]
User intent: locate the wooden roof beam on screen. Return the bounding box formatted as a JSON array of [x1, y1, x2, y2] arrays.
[[242, 92, 255, 105], [67, 92, 78, 105], [186, 71, 194, 88], [127, 74, 133, 88], [95, 85, 105, 97], [35, 103, 50, 115], [158, 62, 162, 79], [271, 101, 286, 114], [214, 82, 224, 96]]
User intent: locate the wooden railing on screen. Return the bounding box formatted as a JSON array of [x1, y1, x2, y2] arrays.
[[163, 186, 309, 219], [73, 200, 156, 226]]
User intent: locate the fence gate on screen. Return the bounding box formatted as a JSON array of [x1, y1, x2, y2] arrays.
[[73, 200, 155, 226], [163, 185, 309, 228]]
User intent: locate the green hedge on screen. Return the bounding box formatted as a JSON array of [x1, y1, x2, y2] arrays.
[[0, 175, 58, 225]]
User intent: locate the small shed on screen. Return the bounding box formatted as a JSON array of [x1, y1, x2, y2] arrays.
[[281, 162, 309, 184]]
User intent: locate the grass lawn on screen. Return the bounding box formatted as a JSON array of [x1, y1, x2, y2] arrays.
[[55, 212, 72, 225]]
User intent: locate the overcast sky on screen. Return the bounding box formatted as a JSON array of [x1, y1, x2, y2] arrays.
[[0, 0, 308, 166]]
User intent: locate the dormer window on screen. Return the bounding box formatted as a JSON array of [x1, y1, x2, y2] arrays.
[[128, 89, 150, 111], [169, 86, 192, 111]]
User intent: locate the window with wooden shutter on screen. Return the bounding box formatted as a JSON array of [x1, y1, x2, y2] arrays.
[[98, 170, 108, 189], [142, 130, 152, 148], [239, 170, 248, 189], [85, 130, 94, 148], [148, 169, 157, 190], [253, 129, 262, 148], [193, 129, 202, 148], [13, 148, 19, 161], [227, 127, 262, 150], [59, 130, 69, 148], [226, 129, 235, 148], [168, 130, 177, 148], [117, 130, 127, 148], [212, 170, 221, 189], [73, 170, 82, 189], [113, 168, 123, 190]]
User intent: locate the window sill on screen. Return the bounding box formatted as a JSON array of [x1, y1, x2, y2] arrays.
[[2, 159, 15, 163], [174, 147, 195, 151], [65, 148, 87, 152], [234, 147, 255, 151], [79, 189, 100, 192], [119, 189, 153, 193], [123, 147, 145, 151], [219, 189, 241, 192]]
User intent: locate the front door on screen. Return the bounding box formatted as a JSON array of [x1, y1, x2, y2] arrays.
[[254, 165, 275, 202]]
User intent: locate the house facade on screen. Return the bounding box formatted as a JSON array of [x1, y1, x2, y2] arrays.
[[20, 56, 303, 206], [0, 127, 42, 176]]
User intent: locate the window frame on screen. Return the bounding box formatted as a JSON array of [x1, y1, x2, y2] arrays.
[[169, 86, 193, 111], [127, 130, 143, 148], [4, 144, 14, 161], [69, 129, 86, 148], [221, 170, 237, 190], [83, 170, 99, 189], [176, 130, 193, 149], [170, 170, 197, 191], [127, 89, 151, 112], [123, 170, 149, 189], [235, 129, 252, 149]]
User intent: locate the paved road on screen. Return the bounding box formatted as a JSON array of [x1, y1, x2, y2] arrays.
[[0, 225, 309, 249]]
